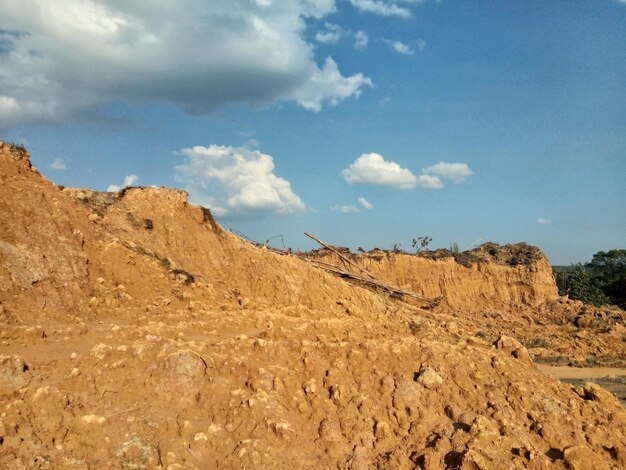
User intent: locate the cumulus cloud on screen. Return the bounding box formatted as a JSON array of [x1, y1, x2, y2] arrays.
[[174, 145, 306, 219], [388, 40, 414, 55], [354, 30, 369, 50], [0, 0, 371, 127], [341, 153, 418, 189], [416, 174, 443, 189], [107, 174, 138, 192], [422, 162, 473, 183], [49, 157, 66, 171], [342, 154, 470, 190], [357, 197, 373, 209], [536, 218, 551, 225], [286, 57, 372, 112], [382, 38, 425, 56], [124, 174, 139, 187], [315, 23, 342, 45], [331, 204, 360, 214], [350, 0, 412, 17]]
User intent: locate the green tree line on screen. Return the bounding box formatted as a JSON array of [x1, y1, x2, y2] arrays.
[[553, 249, 626, 308]]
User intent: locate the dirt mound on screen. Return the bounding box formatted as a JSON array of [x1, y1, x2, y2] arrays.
[[1, 142, 625, 469]]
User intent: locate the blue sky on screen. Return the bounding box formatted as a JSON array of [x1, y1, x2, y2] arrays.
[[1, 0, 625, 264]]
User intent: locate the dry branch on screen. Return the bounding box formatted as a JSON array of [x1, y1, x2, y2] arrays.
[[252, 232, 441, 308], [304, 232, 441, 308], [309, 260, 440, 307], [304, 232, 377, 280], [252, 242, 291, 256]]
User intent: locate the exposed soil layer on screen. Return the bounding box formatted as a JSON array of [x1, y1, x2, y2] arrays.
[[309, 248, 626, 368], [1, 142, 625, 469]]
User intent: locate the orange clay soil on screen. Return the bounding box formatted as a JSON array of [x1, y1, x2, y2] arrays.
[[306, 247, 626, 369], [0, 141, 625, 469]]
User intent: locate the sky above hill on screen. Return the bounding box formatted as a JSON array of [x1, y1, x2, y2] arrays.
[[1, 0, 625, 264]]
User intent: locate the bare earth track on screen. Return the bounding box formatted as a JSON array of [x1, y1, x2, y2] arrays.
[[0, 142, 625, 469]]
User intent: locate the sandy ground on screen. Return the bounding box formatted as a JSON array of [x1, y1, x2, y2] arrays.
[[539, 366, 626, 408], [539, 366, 626, 379]]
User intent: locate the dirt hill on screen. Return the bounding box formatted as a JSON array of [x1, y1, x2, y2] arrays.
[[1, 141, 625, 469]]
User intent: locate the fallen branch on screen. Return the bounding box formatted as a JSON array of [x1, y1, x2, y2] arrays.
[[254, 243, 291, 256], [305, 232, 377, 280], [309, 259, 440, 307], [250, 232, 441, 307], [304, 232, 441, 308]]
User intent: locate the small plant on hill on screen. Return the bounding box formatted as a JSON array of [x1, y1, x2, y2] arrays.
[[412, 236, 432, 253], [8, 141, 27, 152]]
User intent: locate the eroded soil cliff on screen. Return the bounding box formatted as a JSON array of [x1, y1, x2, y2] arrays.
[[308, 243, 626, 368], [1, 142, 625, 469]]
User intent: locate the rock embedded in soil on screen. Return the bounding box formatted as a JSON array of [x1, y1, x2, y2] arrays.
[[415, 367, 444, 389]]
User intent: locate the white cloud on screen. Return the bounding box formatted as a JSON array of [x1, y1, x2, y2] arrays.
[[357, 197, 373, 209], [388, 40, 414, 56], [350, 0, 412, 17], [49, 157, 66, 170], [383, 38, 425, 56], [107, 173, 138, 192], [341, 153, 418, 189], [354, 30, 369, 50], [315, 23, 342, 45], [537, 218, 551, 225], [174, 145, 306, 219], [124, 174, 138, 186], [342, 154, 471, 190], [331, 204, 360, 214], [416, 174, 443, 189], [286, 57, 372, 112], [0, 1, 372, 127], [422, 162, 473, 183], [315, 31, 340, 45]]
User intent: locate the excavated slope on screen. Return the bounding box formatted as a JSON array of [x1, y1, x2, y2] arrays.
[[1, 142, 625, 469], [307, 249, 626, 368], [308, 249, 559, 312]]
